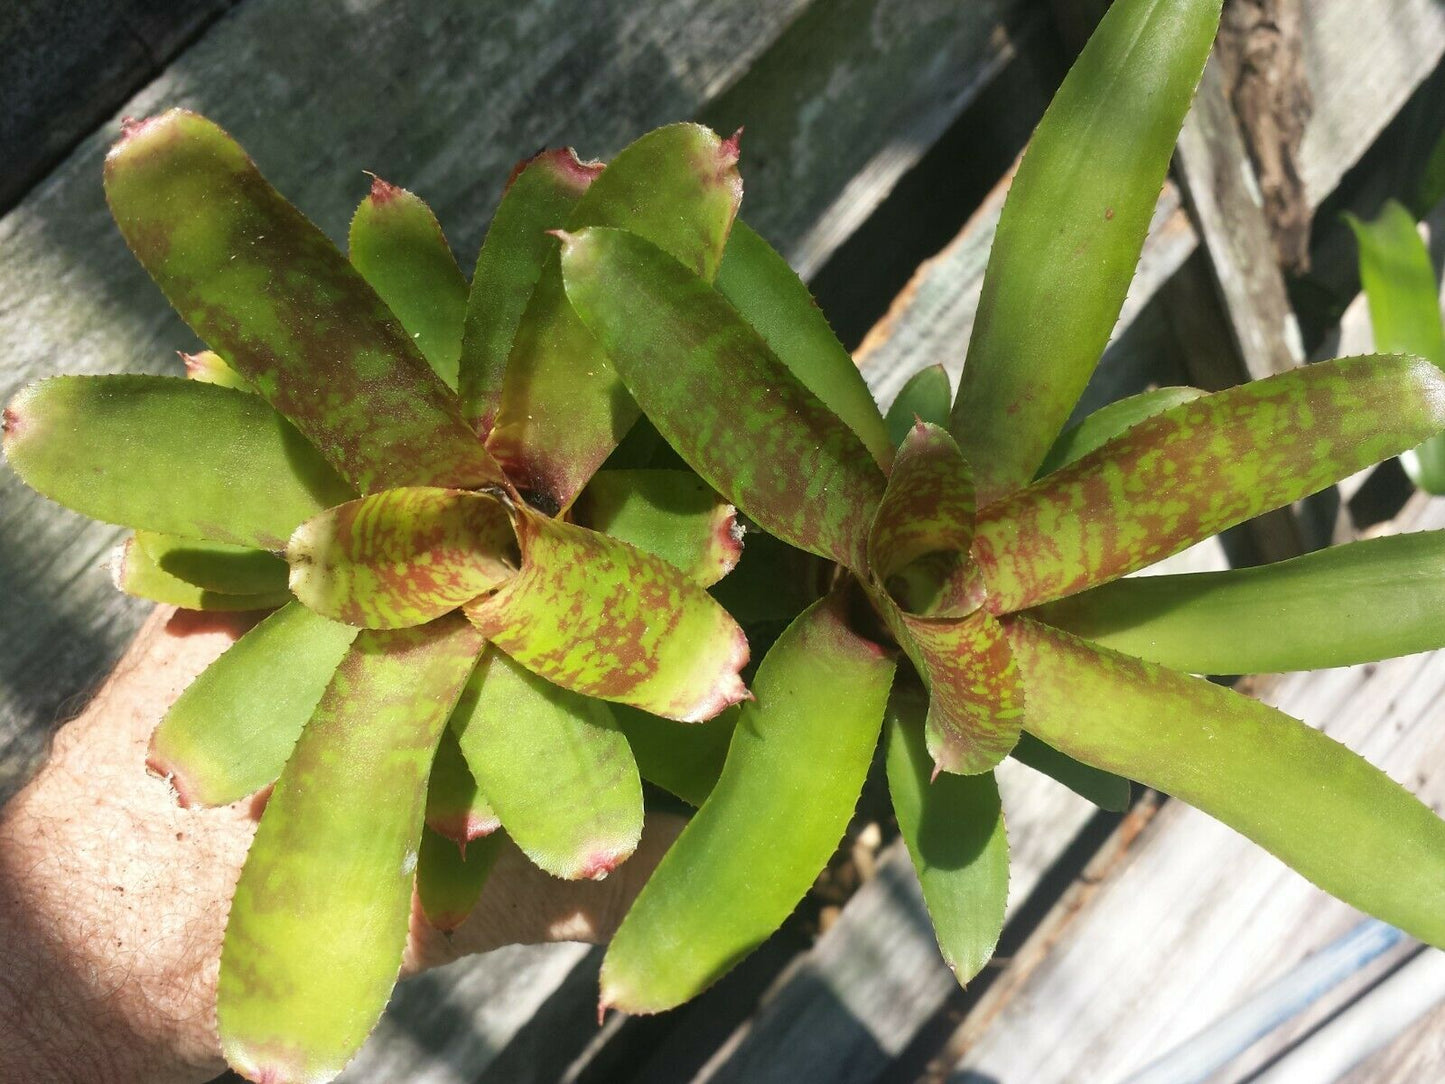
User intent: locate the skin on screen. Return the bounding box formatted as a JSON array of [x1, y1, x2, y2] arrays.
[[0, 606, 680, 1083]]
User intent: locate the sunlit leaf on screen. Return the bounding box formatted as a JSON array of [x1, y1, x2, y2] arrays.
[[574, 469, 741, 586], [951, 0, 1223, 503], [349, 176, 468, 389], [3, 375, 354, 550], [1009, 732, 1130, 812], [1006, 616, 1445, 949], [135, 530, 288, 595], [112, 535, 291, 611], [425, 725, 500, 846], [460, 148, 601, 431], [288, 487, 517, 629], [601, 591, 895, 1013], [717, 221, 892, 468], [885, 681, 1008, 983], [1033, 531, 1445, 675], [560, 226, 886, 570], [147, 602, 357, 808], [1035, 386, 1205, 477], [218, 617, 485, 1082], [416, 827, 504, 932], [885, 364, 951, 449], [614, 703, 737, 808], [975, 355, 1445, 613], [104, 110, 502, 493], [451, 649, 643, 880], [465, 507, 748, 721]]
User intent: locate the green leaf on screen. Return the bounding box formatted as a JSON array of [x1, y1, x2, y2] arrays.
[[716, 221, 893, 468], [181, 349, 254, 392], [135, 530, 288, 595], [147, 602, 358, 807], [884, 681, 1009, 984], [1348, 201, 1445, 492], [425, 725, 500, 845], [287, 488, 517, 629], [465, 507, 748, 722], [104, 110, 502, 493], [1032, 531, 1445, 675], [487, 124, 742, 511], [451, 649, 644, 880], [112, 536, 291, 611], [614, 703, 737, 808], [218, 617, 485, 1082], [1035, 386, 1205, 477], [1006, 616, 1445, 950], [559, 226, 887, 571], [460, 148, 601, 430], [1009, 732, 1130, 812], [950, 0, 1223, 503], [349, 176, 468, 390], [574, 469, 741, 586], [3, 375, 355, 550], [974, 354, 1445, 613], [885, 364, 951, 449], [601, 591, 895, 1013], [416, 827, 504, 932]]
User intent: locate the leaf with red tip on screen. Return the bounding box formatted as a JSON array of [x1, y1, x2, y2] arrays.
[[716, 221, 892, 469], [135, 530, 288, 595], [464, 507, 748, 722], [148, 602, 357, 808], [613, 703, 737, 808], [416, 827, 503, 932], [425, 725, 500, 845], [884, 680, 1008, 984], [974, 354, 1445, 614], [104, 110, 502, 493], [287, 488, 517, 629], [1035, 386, 1205, 478], [4, 375, 355, 549], [601, 590, 895, 1013], [486, 124, 742, 510], [885, 364, 951, 449], [574, 470, 741, 586], [460, 148, 602, 430], [868, 422, 979, 616], [450, 648, 643, 881], [218, 616, 485, 1083], [1032, 530, 1445, 675], [181, 349, 254, 391], [560, 226, 886, 571], [1006, 616, 1445, 949], [350, 177, 468, 389], [112, 535, 291, 611], [950, 0, 1223, 503]]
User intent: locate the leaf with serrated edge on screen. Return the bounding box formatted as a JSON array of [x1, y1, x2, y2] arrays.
[[218, 616, 484, 1083], [148, 602, 357, 808], [136, 530, 288, 595], [1009, 732, 1130, 812], [465, 506, 747, 722], [885, 681, 1008, 983], [487, 125, 742, 510], [1348, 201, 1445, 492], [181, 349, 254, 391], [560, 226, 886, 571], [111, 536, 291, 611], [1035, 386, 1205, 477], [716, 221, 892, 468], [426, 725, 500, 846], [951, 0, 1223, 503], [1006, 616, 1445, 949], [1033, 531, 1445, 675], [601, 590, 895, 1013], [350, 176, 468, 390], [974, 355, 1445, 614], [4, 375, 355, 550], [614, 703, 737, 808], [104, 110, 502, 493], [451, 649, 643, 880], [574, 470, 741, 586], [417, 827, 503, 932], [461, 148, 602, 430], [288, 488, 517, 629], [885, 364, 951, 449]]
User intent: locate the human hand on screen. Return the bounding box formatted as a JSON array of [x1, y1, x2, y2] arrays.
[[0, 606, 681, 1083]]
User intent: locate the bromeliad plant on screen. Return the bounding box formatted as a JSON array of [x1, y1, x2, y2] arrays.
[[550, 0, 1445, 1016]]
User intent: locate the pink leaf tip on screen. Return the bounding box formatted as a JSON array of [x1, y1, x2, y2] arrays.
[[720, 127, 744, 165], [364, 171, 404, 205]]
